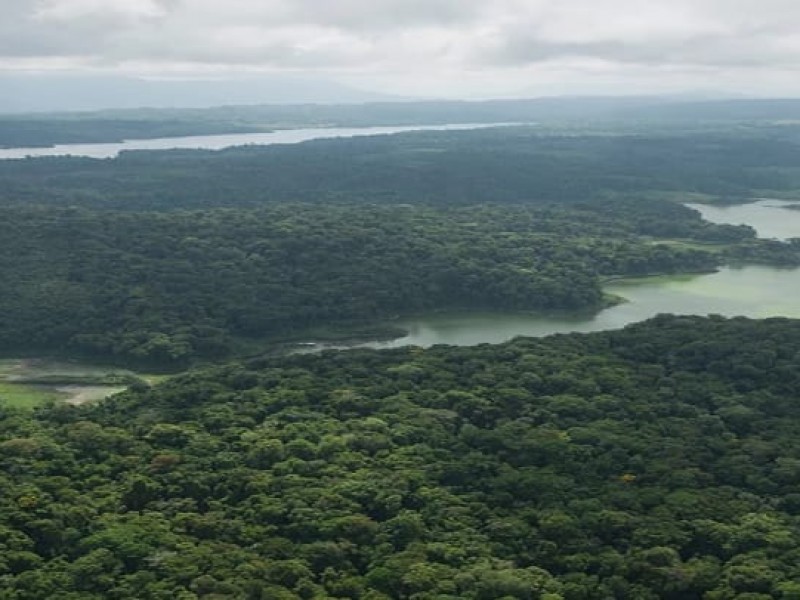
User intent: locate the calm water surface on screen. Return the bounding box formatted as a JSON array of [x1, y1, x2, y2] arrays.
[[298, 194, 800, 351], [0, 123, 517, 160], [686, 199, 800, 240], [305, 265, 800, 351], [338, 199, 800, 349], [4, 129, 798, 350]]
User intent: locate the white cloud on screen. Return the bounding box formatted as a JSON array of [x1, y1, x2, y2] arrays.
[[2, 0, 800, 96], [33, 0, 170, 21]]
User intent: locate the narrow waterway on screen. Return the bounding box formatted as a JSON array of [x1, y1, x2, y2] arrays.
[[307, 199, 799, 350], [685, 199, 800, 240], [293, 265, 800, 352], [0, 123, 521, 159]]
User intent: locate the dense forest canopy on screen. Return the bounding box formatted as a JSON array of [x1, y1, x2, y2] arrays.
[[0, 201, 754, 367], [6, 97, 800, 147], [2, 105, 800, 599], [3, 126, 800, 210], [0, 119, 268, 149], [2, 123, 800, 366], [2, 316, 800, 598]]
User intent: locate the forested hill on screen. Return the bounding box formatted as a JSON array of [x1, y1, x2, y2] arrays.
[[2, 315, 800, 598], [4, 126, 800, 210], [0, 202, 758, 367]]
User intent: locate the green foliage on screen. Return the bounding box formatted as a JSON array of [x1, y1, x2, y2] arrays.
[[0, 117, 265, 149], [4, 124, 800, 371], [3, 111, 800, 599], [4, 126, 800, 210], [0, 201, 738, 367], [1, 316, 800, 597]]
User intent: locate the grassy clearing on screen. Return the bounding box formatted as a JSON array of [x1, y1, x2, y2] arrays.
[[59, 385, 129, 406], [0, 381, 64, 409], [0, 358, 173, 408], [0, 359, 23, 378]]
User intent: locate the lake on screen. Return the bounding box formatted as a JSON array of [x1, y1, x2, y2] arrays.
[[323, 199, 800, 350], [293, 196, 800, 352], [686, 199, 800, 240], [0, 123, 518, 160], [300, 266, 800, 351]]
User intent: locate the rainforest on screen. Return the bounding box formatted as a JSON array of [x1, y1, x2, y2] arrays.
[[3, 99, 800, 599]]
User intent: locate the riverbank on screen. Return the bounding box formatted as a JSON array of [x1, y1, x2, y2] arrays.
[[285, 264, 800, 353], [0, 358, 157, 409], [5, 263, 800, 401], [686, 198, 800, 241], [0, 123, 519, 159]]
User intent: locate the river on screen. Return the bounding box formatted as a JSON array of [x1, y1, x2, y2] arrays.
[[298, 198, 800, 351], [296, 266, 800, 352], [3, 128, 799, 355], [686, 199, 800, 240], [0, 123, 519, 160]]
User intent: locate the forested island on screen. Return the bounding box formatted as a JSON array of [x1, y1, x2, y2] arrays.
[[3, 104, 800, 599]]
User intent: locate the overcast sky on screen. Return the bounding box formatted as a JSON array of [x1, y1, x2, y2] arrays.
[[2, 0, 800, 99]]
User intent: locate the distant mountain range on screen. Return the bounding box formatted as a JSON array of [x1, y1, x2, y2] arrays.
[[0, 73, 404, 113], [4, 86, 800, 149]]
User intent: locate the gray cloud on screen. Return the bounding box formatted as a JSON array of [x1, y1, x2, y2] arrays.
[[481, 10, 800, 69], [482, 33, 800, 70], [2, 1, 800, 96], [264, 0, 483, 31]]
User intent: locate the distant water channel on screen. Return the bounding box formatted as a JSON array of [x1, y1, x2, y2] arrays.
[[298, 266, 800, 352], [686, 199, 800, 240], [0, 123, 518, 159], [299, 197, 800, 352]]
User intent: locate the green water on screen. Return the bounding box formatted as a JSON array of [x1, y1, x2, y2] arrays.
[[335, 199, 800, 349], [305, 266, 800, 350], [686, 199, 800, 240]]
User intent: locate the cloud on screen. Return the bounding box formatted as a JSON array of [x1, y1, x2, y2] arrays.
[[1, 0, 800, 96], [475, 1, 800, 69], [33, 0, 171, 21]]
